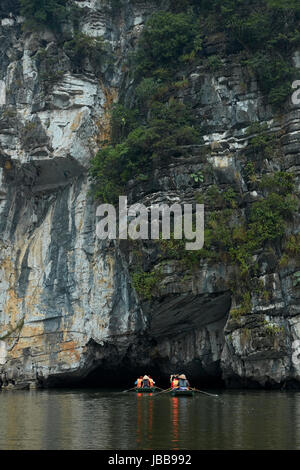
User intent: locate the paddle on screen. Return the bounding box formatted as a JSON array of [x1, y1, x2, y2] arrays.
[[191, 387, 219, 398], [122, 386, 138, 393], [151, 387, 172, 397]]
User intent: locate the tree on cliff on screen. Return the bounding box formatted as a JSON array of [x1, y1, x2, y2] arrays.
[[20, 0, 68, 29]]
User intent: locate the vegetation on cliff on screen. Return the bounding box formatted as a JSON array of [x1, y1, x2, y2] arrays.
[[90, 100, 201, 203], [20, 0, 69, 30], [90, 1, 300, 203], [18, 1, 300, 306]]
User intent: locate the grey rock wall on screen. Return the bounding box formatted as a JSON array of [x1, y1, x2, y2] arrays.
[[0, 0, 299, 389]]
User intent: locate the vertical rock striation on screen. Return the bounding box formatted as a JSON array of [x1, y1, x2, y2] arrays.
[[0, 0, 299, 389]]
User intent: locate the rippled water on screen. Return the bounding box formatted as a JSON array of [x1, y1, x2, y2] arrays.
[[0, 388, 300, 449]]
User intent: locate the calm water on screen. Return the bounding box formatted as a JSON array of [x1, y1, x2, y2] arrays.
[[0, 388, 300, 450]]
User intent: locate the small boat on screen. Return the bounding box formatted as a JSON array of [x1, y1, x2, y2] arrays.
[[170, 388, 194, 397], [135, 387, 157, 393]]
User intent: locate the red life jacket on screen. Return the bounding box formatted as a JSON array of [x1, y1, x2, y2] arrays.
[[172, 378, 179, 388], [137, 378, 143, 388]]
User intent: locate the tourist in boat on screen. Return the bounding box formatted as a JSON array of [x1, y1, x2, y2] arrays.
[[170, 374, 176, 384], [148, 375, 155, 387], [135, 376, 143, 388], [177, 374, 190, 390], [142, 375, 150, 388], [171, 375, 179, 389]]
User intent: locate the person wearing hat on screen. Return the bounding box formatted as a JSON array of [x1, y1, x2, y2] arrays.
[[178, 374, 190, 390], [143, 375, 150, 388]]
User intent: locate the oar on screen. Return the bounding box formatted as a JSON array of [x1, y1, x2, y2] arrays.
[[192, 387, 219, 398], [152, 387, 172, 397], [122, 386, 138, 393]]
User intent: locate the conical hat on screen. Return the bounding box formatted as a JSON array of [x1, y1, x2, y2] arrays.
[[178, 374, 186, 379], [143, 375, 149, 380]]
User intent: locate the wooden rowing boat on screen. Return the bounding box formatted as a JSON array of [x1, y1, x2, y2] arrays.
[[135, 387, 157, 393], [170, 389, 194, 396]]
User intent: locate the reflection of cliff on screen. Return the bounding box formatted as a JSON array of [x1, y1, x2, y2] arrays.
[[0, 1, 299, 390]]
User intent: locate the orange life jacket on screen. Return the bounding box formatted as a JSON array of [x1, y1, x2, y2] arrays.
[[149, 378, 154, 387], [172, 378, 179, 388], [137, 378, 143, 388]]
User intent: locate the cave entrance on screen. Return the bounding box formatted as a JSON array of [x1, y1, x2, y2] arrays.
[[45, 361, 225, 390]]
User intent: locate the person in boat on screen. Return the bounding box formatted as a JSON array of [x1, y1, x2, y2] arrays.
[[177, 374, 190, 390], [148, 375, 155, 387], [170, 374, 179, 389], [142, 375, 150, 388], [135, 376, 143, 388]]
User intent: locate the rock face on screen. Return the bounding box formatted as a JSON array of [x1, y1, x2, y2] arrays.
[[0, 0, 300, 389]]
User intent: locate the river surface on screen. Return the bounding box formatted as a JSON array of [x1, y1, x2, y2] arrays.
[[0, 388, 300, 450]]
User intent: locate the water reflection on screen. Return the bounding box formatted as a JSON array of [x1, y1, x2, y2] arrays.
[[171, 397, 179, 450], [0, 389, 299, 449]]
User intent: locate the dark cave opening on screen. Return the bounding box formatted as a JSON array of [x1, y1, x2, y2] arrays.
[[44, 362, 226, 390], [43, 334, 227, 390]]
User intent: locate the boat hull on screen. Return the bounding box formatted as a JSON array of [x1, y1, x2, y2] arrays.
[[170, 389, 194, 396], [135, 387, 156, 393]]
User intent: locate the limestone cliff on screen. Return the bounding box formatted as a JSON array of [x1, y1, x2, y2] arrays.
[[0, 0, 300, 390]]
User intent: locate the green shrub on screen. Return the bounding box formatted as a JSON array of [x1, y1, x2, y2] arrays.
[[285, 233, 300, 256], [131, 269, 162, 300], [223, 188, 238, 208], [293, 272, 300, 287], [248, 193, 297, 244], [264, 321, 284, 336], [207, 55, 223, 71], [280, 233, 300, 266], [20, 0, 68, 30], [244, 53, 295, 106], [190, 170, 204, 184], [110, 104, 140, 145], [135, 78, 161, 108], [64, 33, 106, 72], [245, 122, 268, 136], [230, 292, 252, 318], [260, 172, 295, 196], [134, 11, 198, 78]]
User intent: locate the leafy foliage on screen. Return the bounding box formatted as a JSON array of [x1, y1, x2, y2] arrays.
[[157, 172, 298, 291], [190, 170, 204, 184], [63, 33, 106, 72], [110, 105, 140, 145], [20, 0, 68, 30], [90, 100, 200, 203], [244, 53, 295, 106], [134, 11, 199, 78], [131, 269, 162, 300], [170, 0, 300, 107], [293, 272, 300, 287]]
